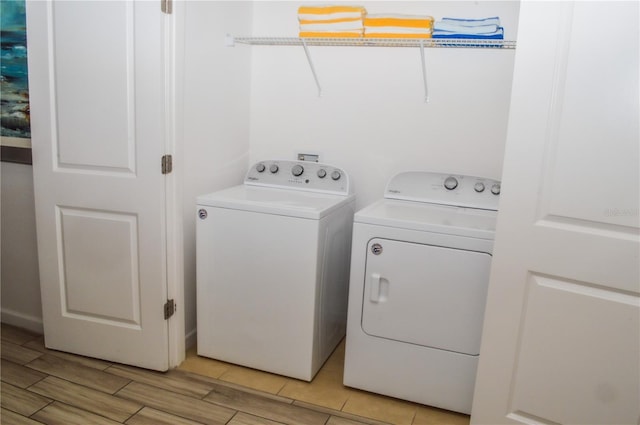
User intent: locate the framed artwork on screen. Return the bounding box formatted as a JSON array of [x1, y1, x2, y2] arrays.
[[1, 0, 32, 165]]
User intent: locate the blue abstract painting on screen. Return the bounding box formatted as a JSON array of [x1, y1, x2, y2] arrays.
[[1, 0, 30, 141]]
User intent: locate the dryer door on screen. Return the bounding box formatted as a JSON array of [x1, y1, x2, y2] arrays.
[[362, 238, 492, 355]]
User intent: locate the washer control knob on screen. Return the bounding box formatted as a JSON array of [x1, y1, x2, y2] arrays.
[[269, 164, 279, 174], [291, 164, 304, 177], [444, 176, 458, 190], [317, 169, 327, 178], [491, 183, 501, 195], [474, 182, 485, 193], [256, 163, 266, 173], [331, 170, 342, 181]]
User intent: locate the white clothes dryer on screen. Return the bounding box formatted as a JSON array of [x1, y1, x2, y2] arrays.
[[196, 160, 355, 381], [343, 171, 501, 414]]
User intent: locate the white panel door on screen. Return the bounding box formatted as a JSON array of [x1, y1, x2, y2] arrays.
[[27, 0, 171, 370], [471, 2, 639, 424]]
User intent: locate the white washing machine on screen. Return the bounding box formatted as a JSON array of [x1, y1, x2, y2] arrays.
[[196, 160, 355, 381], [343, 171, 500, 414]]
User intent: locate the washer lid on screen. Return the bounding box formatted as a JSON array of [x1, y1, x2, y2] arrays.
[[355, 198, 497, 239], [197, 185, 354, 220]]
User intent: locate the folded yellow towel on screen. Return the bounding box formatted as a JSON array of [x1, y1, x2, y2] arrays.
[[298, 5, 366, 22], [362, 13, 433, 38], [364, 14, 433, 28]]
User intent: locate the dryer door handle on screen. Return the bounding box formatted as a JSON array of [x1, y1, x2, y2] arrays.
[[370, 272, 387, 303]]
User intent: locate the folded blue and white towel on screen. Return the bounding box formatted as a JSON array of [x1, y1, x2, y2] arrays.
[[432, 26, 504, 39], [432, 16, 503, 39]]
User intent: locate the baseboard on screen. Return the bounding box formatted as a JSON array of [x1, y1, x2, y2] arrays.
[[185, 327, 197, 350], [1, 308, 44, 334]]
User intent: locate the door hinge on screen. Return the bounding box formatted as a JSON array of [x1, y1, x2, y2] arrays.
[[161, 154, 173, 174], [164, 299, 176, 320], [161, 0, 172, 14]]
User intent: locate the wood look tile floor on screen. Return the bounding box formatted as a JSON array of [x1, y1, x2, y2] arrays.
[[1, 324, 470, 425]]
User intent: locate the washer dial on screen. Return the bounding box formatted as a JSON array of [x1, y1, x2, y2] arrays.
[[269, 164, 279, 174], [331, 170, 342, 181], [317, 169, 327, 178], [256, 163, 266, 173], [444, 176, 458, 190], [291, 164, 304, 177], [491, 183, 501, 195], [474, 182, 485, 193]]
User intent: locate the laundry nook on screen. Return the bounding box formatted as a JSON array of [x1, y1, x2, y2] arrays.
[[1, 1, 637, 424]]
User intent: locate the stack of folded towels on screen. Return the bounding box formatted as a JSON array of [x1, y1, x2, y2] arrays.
[[364, 14, 434, 38], [432, 16, 504, 39], [298, 5, 367, 38]]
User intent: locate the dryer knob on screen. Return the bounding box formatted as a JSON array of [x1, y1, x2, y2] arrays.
[[291, 164, 304, 177], [444, 176, 458, 190], [331, 170, 342, 181], [256, 163, 266, 173], [317, 169, 327, 178], [269, 164, 279, 174], [491, 183, 501, 195], [474, 182, 485, 193]]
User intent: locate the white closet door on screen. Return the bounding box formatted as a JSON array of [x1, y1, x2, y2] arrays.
[[28, 0, 171, 370], [471, 2, 639, 424]]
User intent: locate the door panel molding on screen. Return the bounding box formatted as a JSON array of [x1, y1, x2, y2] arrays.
[[509, 273, 639, 425], [51, 1, 137, 174], [57, 206, 142, 327]]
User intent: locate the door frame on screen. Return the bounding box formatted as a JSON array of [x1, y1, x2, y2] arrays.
[[166, 0, 185, 369]]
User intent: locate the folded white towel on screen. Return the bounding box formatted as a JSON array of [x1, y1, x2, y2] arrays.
[[298, 5, 366, 22], [441, 16, 500, 26], [365, 13, 434, 21], [433, 22, 499, 34], [364, 26, 432, 34]]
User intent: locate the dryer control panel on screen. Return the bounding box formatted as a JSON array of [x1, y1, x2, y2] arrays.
[[385, 171, 500, 211], [245, 160, 351, 196]]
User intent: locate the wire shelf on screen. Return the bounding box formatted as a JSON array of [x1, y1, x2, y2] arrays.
[[225, 35, 517, 101], [232, 36, 516, 49]]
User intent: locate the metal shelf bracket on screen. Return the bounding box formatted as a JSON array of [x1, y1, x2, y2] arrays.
[[301, 39, 322, 97], [419, 40, 429, 103]]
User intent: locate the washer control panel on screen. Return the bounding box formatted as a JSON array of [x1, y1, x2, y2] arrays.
[[385, 171, 501, 210], [245, 160, 351, 195]]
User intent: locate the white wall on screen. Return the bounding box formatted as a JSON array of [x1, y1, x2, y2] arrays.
[[180, 1, 252, 345], [1, 162, 43, 333], [248, 1, 519, 209]]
